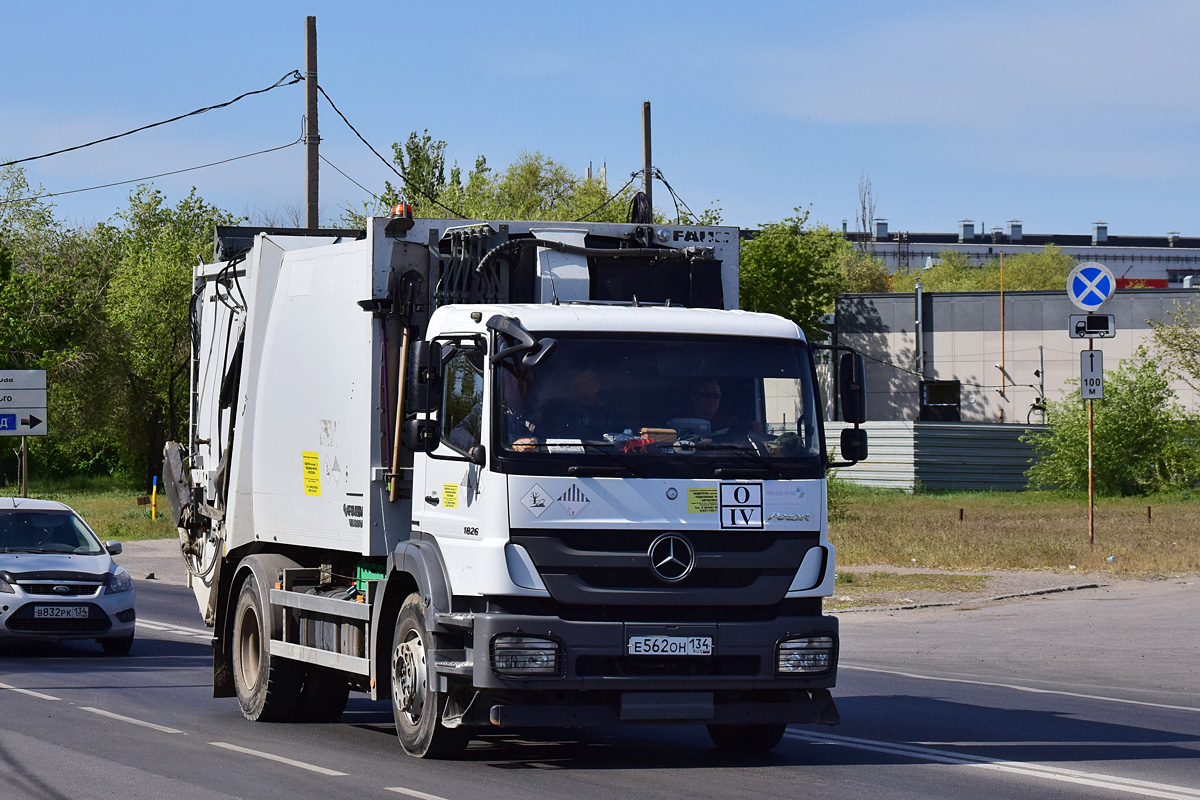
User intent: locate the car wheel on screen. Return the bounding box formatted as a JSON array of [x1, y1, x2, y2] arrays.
[[100, 633, 134, 656], [231, 574, 301, 721], [706, 723, 787, 753], [297, 666, 350, 723], [391, 593, 468, 758]]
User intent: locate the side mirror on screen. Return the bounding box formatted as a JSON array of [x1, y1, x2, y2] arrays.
[[840, 428, 868, 463], [403, 419, 440, 452], [105, 541, 123, 556], [406, 341, 443, 414], [468, 445, 487, 466], [839, 352, 867, 424]]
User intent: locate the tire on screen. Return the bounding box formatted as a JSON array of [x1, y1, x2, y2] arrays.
[[706, 723, 787, 753], [390, 593, 469, 758], [231, 575, 301, 722], [100, 634, 134, 656], [297, 666, 350, 723]]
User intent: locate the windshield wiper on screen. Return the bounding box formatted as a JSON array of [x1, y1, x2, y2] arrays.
[[686, 442, 783, 478]]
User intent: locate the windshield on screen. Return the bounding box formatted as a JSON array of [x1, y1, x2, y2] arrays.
[[0, 510, 105, 555], [494, 334, 823, 474]]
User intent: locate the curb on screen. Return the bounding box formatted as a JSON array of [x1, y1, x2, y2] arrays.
[[836, 583, 1106, 614]]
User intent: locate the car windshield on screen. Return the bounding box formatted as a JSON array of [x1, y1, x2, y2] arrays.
[[496, 334, 822, 463], [0, 510, 105, 555]]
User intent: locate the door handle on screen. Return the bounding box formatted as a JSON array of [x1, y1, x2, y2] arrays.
[[424, 495, 440, 506]]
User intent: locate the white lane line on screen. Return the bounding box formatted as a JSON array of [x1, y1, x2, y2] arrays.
[[914, 741, 1200, 749], [385, 787, 452, 800], [841, 663, 1200, 713], [80, 706, 186, 734], [785, 730, 1200, 800], [137, 618, 211, 639], [209, 742, 347, 776], [0, 682, 60, 701]]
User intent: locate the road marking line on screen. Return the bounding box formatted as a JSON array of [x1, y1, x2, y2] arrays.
[[209, 742, 347, 776], [385, 787, 451, 800], [913, 741, 1200, 749], [785, 731, 1200, 800], [80, 706, 186, 734], [841, 663, 1200, 713], [137, 618, 211, 638], [0, 682, 60, 701]]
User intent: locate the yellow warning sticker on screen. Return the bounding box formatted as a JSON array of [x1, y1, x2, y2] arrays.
[[302, 451, 321, 497], [687, 487, 718, 513], [442, 483, 459, 509]]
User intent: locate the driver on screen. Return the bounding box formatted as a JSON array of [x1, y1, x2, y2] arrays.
[[535, 368, 615, 441]]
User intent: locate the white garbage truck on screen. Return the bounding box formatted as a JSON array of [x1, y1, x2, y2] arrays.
[[164, 215, 868, 758]]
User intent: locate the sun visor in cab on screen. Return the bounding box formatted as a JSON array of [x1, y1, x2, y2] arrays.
[[588, 256, 724, 309]]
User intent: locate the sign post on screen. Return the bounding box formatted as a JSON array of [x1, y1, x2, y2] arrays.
[[1067, 263, 1115, 548], [0, 370, 48, 498]]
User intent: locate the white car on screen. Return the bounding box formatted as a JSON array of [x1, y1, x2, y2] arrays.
[[0, 498, 136, 654]]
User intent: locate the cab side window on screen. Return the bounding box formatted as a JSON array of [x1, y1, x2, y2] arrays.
[[441, 347, 484, 454]]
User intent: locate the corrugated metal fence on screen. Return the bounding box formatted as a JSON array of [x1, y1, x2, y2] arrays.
[[826, 421, 1046, 491]]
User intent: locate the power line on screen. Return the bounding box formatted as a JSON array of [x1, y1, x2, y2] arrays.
[[2, 70, 304, 168], [315, 84, 467, 218], [319, 153, 379, 201], [574, 172, 639, 222], [2, 137, 303, 204]]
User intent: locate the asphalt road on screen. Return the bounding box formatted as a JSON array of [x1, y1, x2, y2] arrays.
[[0, 578, 1197, 800]]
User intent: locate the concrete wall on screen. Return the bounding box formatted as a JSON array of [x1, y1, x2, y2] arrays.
[[835, 289, 1200, 424]]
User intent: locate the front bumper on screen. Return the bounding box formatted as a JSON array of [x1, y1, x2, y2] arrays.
[[0, 592, 136, 643], [464, 612, 839, 725]]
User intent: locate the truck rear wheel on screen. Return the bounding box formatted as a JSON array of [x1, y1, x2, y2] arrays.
[[297, 666, 350, 723], [390, 593, 468, 758], [232, 574, 301, 721], [706, 723, 787, 753]]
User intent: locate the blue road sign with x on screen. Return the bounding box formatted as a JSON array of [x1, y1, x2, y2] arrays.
[[1067, 262, 1115, 311]]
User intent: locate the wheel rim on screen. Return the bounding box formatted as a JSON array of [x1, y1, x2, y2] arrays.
[[393, 628, 427, 726], [237, 604, 261, 692]]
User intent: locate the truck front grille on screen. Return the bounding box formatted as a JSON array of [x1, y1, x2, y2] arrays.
[[511, 528, 820, 607]]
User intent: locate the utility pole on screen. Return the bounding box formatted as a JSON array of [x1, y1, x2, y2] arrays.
[[305, 15, 319, 229], [641, 101, 652, 215]]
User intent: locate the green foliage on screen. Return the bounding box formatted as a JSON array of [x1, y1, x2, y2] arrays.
[[105, 186, 241, 482], [343, 131, 640, 225], [891, 244, 1075, 292], [1024, 350, 1200, 495], [739, 208, 853, 340], [1149, 300, 1200, 392], [840, 248, 891, 293]]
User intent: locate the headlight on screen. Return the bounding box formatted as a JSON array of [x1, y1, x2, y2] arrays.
[[105, 568, 134, 594], [0, 576, 13, 594], [777, 635, 835, 674], [491, 635, 561, 676]]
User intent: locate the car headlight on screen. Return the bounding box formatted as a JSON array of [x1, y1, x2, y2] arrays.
[[0, 576, 13, 594], [777, 635, 835, 675], [105, 568, 134, 594], [491, 635, 561, 676]]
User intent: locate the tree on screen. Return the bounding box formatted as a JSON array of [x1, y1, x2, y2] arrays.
[[1148, 300, 1200, 391], [1024, 350, 1200, 495], [344, 132, 641, 225], [740, 208, 850, 340], [105, 186, 240, 483], [891, 245, 1076, 293]]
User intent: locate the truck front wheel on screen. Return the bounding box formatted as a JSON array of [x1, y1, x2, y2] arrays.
[[390, 593, 468, 758], [707, 723, 787, 753], [232, 574, 301, 721]]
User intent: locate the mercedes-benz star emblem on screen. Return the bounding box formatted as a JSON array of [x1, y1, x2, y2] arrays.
[[648, 533, 695, 583]]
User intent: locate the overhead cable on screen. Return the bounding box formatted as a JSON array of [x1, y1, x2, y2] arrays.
[[574, 171, 639, 222], [2, 137, 302, 204], [2, 70, 304, 168], [316, 84, 467, 218]]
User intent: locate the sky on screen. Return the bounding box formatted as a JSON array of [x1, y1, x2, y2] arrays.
[[3, 0, 1199, 237]]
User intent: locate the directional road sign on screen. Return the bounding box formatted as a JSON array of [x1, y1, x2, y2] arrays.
[[0, 370, 48, 436], [1080, 350, 1104, 400], [1068, 262, 1116, 311]]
